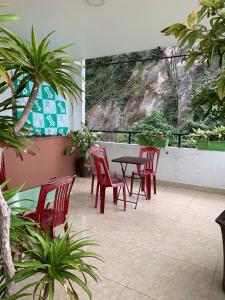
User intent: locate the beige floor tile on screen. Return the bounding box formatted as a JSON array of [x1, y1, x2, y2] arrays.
[[216, 248, 223, 273], [128, 251, 214, 300], [118, 287, 155, 300], [155, 225, 221, 271], [209, 272, 225, 300]]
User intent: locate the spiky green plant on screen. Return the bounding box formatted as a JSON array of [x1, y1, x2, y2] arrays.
[[13, 227, 101, 300]]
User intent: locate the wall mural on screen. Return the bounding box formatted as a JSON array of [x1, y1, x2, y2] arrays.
[[15, 77, 69, 136]]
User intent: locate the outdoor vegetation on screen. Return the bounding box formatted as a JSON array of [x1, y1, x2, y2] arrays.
[[86, 0, 225, 148]]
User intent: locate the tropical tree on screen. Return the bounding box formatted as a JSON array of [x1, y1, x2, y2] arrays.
[[161, 0, 225, 115], [0, 26, 81, 297], [0, 26, 81, 133]]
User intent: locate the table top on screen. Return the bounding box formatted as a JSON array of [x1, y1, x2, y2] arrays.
[[112, 156, 151, 165]]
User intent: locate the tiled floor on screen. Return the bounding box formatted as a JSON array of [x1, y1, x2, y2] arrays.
[[63, 177, 225, 300], [19, 177, 225, 299]]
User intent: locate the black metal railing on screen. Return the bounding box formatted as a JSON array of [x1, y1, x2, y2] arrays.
[[91, 130, 189, 148]]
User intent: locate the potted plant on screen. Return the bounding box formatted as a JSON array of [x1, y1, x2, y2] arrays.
[[137, 131, 170, 148], [190, 126, 225, 151], [133, 110, 173, 148], [66, 124, 99, 177]]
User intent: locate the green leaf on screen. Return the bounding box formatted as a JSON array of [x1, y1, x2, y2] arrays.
[[0, 14, 20, 22], [218, 80, 225, 100], [200, 0, 213, 7], [187, 11, 198, 29], [184, 53, 198, 72]]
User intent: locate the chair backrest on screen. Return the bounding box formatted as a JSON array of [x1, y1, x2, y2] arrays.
[[93, 155, 112, 186], [36, 176, 75, 224], [137, 146, 160, 173], [89, 146, 109, 175]]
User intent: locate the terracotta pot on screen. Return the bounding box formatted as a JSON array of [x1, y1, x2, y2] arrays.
[[77, 156, 91, 177]]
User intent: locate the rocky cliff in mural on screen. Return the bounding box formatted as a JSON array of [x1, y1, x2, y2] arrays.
[[86, 47, 216, 130]]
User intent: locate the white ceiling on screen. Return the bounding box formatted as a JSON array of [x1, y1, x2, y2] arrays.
[[4, 0, 200, 60]]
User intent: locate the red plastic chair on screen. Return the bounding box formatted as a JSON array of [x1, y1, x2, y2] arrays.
[[25, 176, 75, 237], [89, 146, 109, 194], [93, 155, 126, 214], [130, 146, 160, 199]]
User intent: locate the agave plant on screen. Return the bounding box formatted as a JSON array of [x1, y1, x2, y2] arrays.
[[0, 26, 81, 134], [13, 227, 101, 300]]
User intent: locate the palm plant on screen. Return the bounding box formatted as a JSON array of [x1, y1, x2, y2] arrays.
[[0, 26, 81, 134], [0, 25, 81, 296], [13, 227, 101, 300]]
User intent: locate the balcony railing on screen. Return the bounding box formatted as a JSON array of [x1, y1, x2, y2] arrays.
[[91, 130, 189, 148]]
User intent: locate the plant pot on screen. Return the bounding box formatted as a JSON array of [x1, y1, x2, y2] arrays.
[[77, 157, 91, 177], [138, 136, 169, 148], [151, 138, 169, 148], [196, 140, 225, 151]]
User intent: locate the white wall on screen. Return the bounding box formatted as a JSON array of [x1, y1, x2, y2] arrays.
[[100, 142, 225, 190], [70, 60, 85, 131]]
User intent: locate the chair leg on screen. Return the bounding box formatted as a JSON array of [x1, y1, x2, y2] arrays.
[[95, 183, 99, 208], [145, 175, 151, 200], [153, 175, 156, 194], [91, 174, 95, 194], [141, 176, 145, 192], [50, 225, 54, 239], [64, 222, 68, 233], [130, 172, 134, 196], [100, 186, 106, 214], [113, 187, 118, 205], [123, 185, 126, 211]]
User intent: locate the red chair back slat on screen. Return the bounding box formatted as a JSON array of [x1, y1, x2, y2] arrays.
[[37, 176, 75, 227], [137, 146, 160, 173], [89, 146, 109, 175], [0, 155, 7, 190], [93, 155, 111, 186]]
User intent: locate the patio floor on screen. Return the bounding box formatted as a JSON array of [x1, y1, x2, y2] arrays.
[[60, 177, 225, 300]]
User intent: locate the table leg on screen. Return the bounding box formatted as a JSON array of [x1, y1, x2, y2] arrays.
[[135, 169, 148, 209], [121, 163, 130, 193]]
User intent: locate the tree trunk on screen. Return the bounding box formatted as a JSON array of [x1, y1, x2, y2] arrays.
[[0, 148, 15, 297], [14, 82, 40, 134], [39, 282, 49, 300]]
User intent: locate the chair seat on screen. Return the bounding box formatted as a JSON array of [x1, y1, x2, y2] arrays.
[[25, 209, 65, 230], [100, 175, 124, 187], [111, 175, 124, 186], [132, 170, 156, 176]]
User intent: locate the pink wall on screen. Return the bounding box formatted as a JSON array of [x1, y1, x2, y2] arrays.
[[4, 136, 79, 190]]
